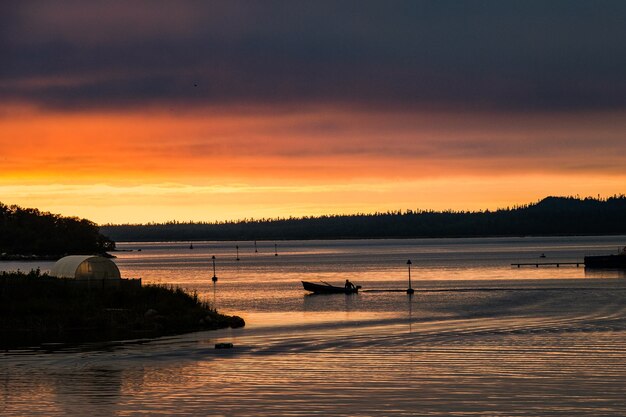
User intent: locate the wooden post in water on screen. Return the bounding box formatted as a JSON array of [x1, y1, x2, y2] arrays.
[[236, 245, 240, 261], [275, 243, 278, 256], [254, 240, 258, 253], [211, 255, 217, 283], [406, 259, 414, 295]]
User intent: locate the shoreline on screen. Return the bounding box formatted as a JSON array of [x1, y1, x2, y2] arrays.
[[0, 252, 116, 262], [105, 233, 626, 244], [3, 235, 624, 255]]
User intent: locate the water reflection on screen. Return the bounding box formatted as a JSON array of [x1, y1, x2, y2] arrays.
[[5, 290, 626, 417], [3, 237, 626, 415], [585, 268, 626, 279]]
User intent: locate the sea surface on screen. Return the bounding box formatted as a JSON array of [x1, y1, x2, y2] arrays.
[[3, 236, 626, 416]]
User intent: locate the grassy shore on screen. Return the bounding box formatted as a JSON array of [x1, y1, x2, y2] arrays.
[[0, 270, 244, 348]]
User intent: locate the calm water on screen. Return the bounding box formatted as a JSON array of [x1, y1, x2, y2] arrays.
[[3, 236, 626, 416]]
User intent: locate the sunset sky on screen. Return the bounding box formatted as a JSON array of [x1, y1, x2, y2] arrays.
[[2, 1, 625, 224]]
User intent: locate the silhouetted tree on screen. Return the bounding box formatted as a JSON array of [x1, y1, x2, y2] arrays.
[[100, 196, 626, 241], [0, 203, 115, 257]]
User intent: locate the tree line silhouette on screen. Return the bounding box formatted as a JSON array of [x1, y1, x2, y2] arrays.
[[101, 196, 626, 242], [0, 203, 115, 258]]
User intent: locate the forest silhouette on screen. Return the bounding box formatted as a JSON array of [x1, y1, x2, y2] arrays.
[[2, 196, 625, 255], [101, 196, 626, 242], [0, 203, 115, 258]]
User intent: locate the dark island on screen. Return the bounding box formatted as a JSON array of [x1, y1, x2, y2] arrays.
[[101, 195, 626, 242], [0, 269, 244, 349]]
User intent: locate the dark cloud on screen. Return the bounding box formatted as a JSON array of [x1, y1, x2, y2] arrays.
[[2, 0, 626, 111]]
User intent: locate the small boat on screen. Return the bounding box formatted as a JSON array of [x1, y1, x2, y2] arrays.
[[302, 281, 360, 294], [584, 246, 626, 268]]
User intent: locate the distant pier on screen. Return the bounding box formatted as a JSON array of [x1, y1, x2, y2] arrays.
[[511, 262, 583, 268]]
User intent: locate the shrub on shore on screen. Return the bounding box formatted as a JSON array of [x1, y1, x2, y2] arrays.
[[0, 270, 244, 348]]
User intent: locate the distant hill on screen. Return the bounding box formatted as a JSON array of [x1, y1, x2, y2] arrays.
[[0, 203, 115, 259], [100, 196, 626, 242]]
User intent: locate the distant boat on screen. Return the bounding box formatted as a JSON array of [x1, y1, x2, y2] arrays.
[[302, 281, 360, 294], [584, 246, 626, 268]]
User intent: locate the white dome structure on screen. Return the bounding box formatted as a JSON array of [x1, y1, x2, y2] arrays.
[[50, 255, 121, 281]]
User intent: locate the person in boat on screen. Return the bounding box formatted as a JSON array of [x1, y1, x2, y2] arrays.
[[345, 279, 356, 290]]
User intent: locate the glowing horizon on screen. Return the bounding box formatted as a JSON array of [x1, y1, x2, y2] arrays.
[[2, 105, 625, 224]]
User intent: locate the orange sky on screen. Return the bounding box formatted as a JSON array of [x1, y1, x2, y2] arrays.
[[3, 3, 626, 224], [2, 105, 625, 224]]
